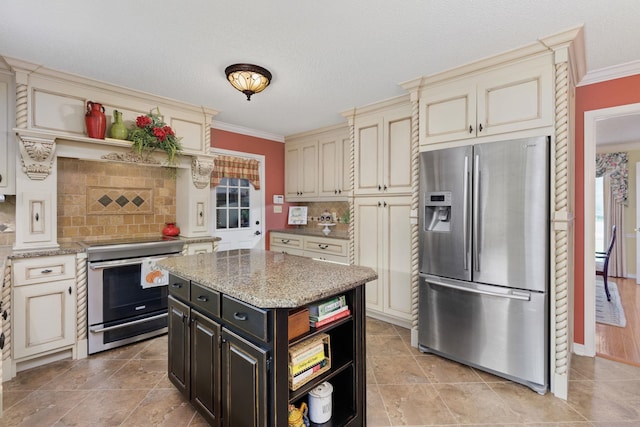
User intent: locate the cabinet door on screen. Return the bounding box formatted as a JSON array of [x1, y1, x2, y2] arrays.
[[318, 137, 341, 197], [421, 79, 477, 145], [383, 111, 412, 194], [476, 57, 553, 137], [13, 280, 76, 359], [19, 192, 54, 245], [0, 72, 15, 194], [191, 310, 221, 427], [221, 328, 268, 427], [353, 198, 384, 311], [168, 296, 190, 397], [285, 141, 318, 200], [354, 116, 382, 195], [381, 198, 412, 320]]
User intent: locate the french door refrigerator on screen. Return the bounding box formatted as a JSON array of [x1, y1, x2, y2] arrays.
[[418, 136, 549, 394]]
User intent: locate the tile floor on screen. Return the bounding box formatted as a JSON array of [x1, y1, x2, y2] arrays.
[[2, 318, 640, 426]]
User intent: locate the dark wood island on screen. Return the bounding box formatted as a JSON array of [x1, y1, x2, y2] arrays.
[[158, 249, 377, 427]]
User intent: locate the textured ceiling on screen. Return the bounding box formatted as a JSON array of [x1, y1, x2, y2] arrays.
[[1, 0, 640, 139]]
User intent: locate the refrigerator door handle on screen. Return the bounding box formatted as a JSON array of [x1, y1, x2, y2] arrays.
[[473, 154, 481, 271], [463, 155, 470, 271], [420, 274, 531, 301]]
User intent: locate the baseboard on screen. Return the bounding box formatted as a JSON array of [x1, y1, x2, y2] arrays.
[[365, 310, 411, 330], [573, 342, 594, 357]]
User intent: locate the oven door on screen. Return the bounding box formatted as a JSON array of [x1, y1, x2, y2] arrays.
[[87, 254, 177, 354]]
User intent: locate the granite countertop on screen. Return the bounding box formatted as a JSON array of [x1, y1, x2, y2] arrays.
[[158, 249, 376, 309], [270, 228, 349, 240]]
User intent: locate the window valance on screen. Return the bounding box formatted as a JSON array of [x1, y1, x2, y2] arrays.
[[211, 155, 261, 190], [596, 152, 628, 203]]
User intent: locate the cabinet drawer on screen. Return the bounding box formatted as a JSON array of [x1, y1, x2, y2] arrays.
[[304, 237, 348, 257], [168, 274, 190, 302], [270, 233, 303, 250], [222, 295, 269, 342], [190, 282, 220, 318], [12, 255, 76, 285]]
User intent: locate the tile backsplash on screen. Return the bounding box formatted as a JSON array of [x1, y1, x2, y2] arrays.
[[57, 158, 177, 243], [289, 201, 350, 234]]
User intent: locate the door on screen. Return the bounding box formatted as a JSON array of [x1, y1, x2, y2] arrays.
[[191, 310, 221, 426], [211, 150, 265, 251], [419, 275, 548, 393], [419, 145, 472, 281], [168, 296, 190, 397], [354, 198, 384, 311], [473, 137, 549, 291], [221, 328, 268, 427]]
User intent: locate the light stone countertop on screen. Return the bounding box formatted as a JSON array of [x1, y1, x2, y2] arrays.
[[158, 249, 376, 309]]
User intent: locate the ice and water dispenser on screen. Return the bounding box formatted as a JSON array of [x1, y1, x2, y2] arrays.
[[424, 191, 452, 232]]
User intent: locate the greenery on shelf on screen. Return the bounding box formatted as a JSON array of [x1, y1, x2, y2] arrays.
[[128, 108, 182, 165]]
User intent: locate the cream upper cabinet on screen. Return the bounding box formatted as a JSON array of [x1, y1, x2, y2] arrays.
[[354, 99, 412, 196], [285, 140, 318, 200], [318, 130, 351, 198], [420, 55, 553, 146], [354, 196, 412, 325], [0, 70, 15, 194], [284, 124, 349, 201]]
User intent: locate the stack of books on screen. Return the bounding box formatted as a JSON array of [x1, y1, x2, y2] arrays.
[[288, 333, 331, 390], [309, 295, 350, 328]]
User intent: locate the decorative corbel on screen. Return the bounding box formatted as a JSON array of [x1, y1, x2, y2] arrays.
[[191, 156, 214, 189], [17, 133, 56, 180]]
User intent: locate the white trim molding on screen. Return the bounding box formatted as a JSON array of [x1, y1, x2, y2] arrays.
[[212, 120, 285, 143], [578, 59, 640, 87]]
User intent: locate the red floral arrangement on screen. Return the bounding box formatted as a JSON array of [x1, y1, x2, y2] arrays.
[[128, 108, 182, 165]]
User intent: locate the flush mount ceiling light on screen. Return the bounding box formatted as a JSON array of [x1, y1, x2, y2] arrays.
[[225, 63, 272, 101]]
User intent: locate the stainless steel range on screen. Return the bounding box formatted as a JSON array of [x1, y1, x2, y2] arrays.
[[82, 237, 185, 354]]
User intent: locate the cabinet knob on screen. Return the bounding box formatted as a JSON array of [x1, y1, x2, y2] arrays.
[[0, 173, 2, 183], [68, 286, 72, 295], [469, 125, 473, 134], [2, 310, 7, 320], [383, 185, 387, 191], [171, 282, 183, 288], [35, 213, 40, 222], [41, 269, 53, 274], [478, 123, 483, 132], [318, 244, 329, 250], [0, 333, 4, 350], [378, 185, 382, 191], [196, 295, 208, 302]]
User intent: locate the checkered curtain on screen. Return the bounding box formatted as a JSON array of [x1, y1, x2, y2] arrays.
[[211, 155, 261, 189]]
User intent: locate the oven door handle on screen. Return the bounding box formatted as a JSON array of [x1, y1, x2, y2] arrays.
[[88, 254, 178, 270], [89, 312, 168, 333]]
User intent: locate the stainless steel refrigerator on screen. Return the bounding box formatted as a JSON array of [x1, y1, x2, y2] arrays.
[[418, 136, 549, 394]]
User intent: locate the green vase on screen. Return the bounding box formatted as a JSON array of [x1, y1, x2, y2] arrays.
[[109, 110, 128, 140]]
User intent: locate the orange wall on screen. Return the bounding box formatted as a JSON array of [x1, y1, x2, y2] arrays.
[[210, 129, 289, 248], [574, 74, 640, 344]]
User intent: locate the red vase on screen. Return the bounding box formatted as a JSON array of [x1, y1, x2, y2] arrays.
[[85, 101, 106, 139], [162, 222, 180, 237]]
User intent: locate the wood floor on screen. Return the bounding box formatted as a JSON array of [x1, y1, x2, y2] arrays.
[[595, 276, 640, 366]]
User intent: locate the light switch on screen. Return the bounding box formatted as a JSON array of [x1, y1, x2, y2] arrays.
[[273, 205, 282, 213]]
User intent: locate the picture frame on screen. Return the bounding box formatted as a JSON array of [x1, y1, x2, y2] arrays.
[[288, 206, 308, 225]]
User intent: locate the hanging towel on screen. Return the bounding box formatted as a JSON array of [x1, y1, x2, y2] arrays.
[[141, 257, 169, 288]]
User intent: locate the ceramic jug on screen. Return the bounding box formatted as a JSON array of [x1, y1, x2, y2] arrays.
[[85, 101, 106, 139], [109, 110, 128, 140], [287, 402, 308, 427], [162, 222, 180, 237]]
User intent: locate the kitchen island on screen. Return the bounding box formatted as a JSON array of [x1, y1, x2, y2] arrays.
[[158, 249, 377, 427]]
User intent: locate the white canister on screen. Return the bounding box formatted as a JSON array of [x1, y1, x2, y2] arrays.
[[308, 381, 333, 424]]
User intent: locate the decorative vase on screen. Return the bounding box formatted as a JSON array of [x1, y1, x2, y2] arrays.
[[109, 110, 128, 140], [85, 101, 106, 139], [162, 222, 180, 237]]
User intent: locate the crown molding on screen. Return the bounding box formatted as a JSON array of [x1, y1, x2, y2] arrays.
[[578, 59, 640, 87], [211, 120, 284, 143]]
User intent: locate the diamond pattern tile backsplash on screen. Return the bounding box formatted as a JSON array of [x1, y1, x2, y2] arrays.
[[57, 158, 177, 242]]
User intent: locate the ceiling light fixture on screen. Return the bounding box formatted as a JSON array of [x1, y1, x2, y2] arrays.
[[225, 63, 272, 101]]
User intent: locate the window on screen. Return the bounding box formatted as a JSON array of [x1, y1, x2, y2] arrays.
[[216, 178, 251, 229], [595, 176, 605, 252]]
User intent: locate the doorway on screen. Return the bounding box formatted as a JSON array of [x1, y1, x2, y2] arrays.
[[584, 102, 640, 364], [210, 148, 265, 251]]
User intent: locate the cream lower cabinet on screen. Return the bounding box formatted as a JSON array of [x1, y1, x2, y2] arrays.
[[184, 240, 218, 255], [12, 255, 77, 360], [420, 55, 553, 146], [354, 196, 412, 326], [270, 232, 349, 264]]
